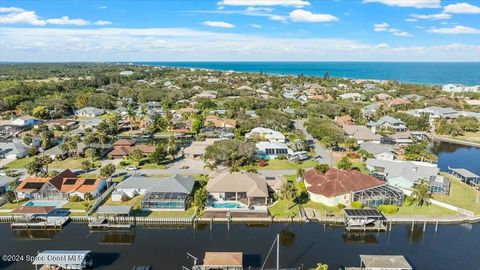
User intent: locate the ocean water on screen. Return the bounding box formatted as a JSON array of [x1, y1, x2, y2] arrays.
[[135, 62, 480, 85]]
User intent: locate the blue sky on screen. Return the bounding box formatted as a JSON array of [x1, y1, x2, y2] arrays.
[[0, 0, 479, 61]]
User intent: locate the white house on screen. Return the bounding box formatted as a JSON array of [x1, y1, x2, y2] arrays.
[[245, 127, 286, 143], [360, 142, 395, 160], [0, 141, 29, 159], [339, 93, 362, 101], [75, 107, 105, 117]]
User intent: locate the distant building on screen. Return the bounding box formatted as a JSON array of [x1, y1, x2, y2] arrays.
[[442, 84, 480, 93], [339, 93, 362, 101], [75, 107, 105, 117], [360, 142, 395, 160], [368, 116, 407, 134], [245, 127, 286, 143]]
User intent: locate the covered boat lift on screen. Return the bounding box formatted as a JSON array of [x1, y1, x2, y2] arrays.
[[346, 255, 412, 270], [344, 209, 386, 231], [32, 250, 92, 270], [448, 167, 480, 186]]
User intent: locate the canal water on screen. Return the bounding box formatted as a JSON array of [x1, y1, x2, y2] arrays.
[[432, 142, 480, 176], [0, 222, 479, 269]]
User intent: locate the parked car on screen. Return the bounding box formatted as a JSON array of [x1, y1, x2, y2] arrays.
[[125, 166, 138, 171]]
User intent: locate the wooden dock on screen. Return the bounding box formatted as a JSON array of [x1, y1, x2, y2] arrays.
[[88, 217, 132, 230], [11, 216, 70, 229]]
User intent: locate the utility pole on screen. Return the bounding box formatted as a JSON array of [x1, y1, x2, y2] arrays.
[[276, 234, 280, 270]]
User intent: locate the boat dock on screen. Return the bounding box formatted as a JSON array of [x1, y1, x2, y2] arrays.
[[11, 216, 70, 229], [88, 216, 132, 230]]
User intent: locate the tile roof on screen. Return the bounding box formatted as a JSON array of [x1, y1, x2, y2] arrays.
[[304, 168, 385, 197], [203, 252, 243, 267]]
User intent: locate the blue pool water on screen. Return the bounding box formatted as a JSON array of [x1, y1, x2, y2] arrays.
[[25, 201, 60, 207], [211, 202, 240, 209]]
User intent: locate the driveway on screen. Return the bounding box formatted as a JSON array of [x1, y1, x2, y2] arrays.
[[293, 119, 333, 167]]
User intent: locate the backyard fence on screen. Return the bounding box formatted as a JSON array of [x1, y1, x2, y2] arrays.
[[86, 182, 117, 215]]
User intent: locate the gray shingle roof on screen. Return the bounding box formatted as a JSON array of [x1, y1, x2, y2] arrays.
[[116, 174, 195, 194]]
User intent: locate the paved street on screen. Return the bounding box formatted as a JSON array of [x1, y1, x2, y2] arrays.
[[293, 119, 333, 167]]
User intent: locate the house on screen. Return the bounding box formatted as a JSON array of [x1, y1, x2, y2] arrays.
[[335, 115, 354, 126], [113, 174, 195, 210], [245, 127, 286, 143], [347, 255, 412, 270], [0, 141, 30, 159], [206, 172, 270, 206], [0, 175, 15, 194], [75, 107, 105, 117], [367, 116, 407, 134], [194, 90, 218, 99], [119, 71, 134, 76], [204, 115, 237, 129], [375, 93, 393, 101], [108, 139, 155, 159], [359, 142, 395, 160], [304, 168, 404, 207], [200, 252, 243, 270], [403, 94, 423, 101], [16, 169, 106, 200], [382, 132, 414, 145], [45, 119, 77, 130], [11, 116, 40, 127], [343, 125, 382, 144], [183, 139, 218, 159], [362, 103, 381, 117], [388, 98, 410, 108], [410, 106, 458, 121], [366, 159, 447, 192], [339, 93, 362, 101], [43, 144, 66, 159], [79, 119, 102, 129], [256, 141, 290, 160]]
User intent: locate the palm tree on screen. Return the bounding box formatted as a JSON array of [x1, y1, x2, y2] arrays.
[[204, 162, 218, 171], [410, 179, 432, 207], [280, 182, 298, 204], [296, 167, 305, 182], [127, 104, 137, 131]]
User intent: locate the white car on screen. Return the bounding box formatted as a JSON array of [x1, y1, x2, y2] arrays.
[[125, 166, 138, 171]]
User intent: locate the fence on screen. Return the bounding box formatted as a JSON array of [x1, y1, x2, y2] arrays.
[[86, 182, 117, 215]]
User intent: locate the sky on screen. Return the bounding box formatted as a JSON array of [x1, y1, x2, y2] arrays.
[[0, 0, 479, 62]]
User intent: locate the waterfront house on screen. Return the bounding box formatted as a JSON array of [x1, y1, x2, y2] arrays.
[[343, 125, 382, 144], [367, 116, 407, 134], [410, 106, 458, 122], [245, 127, 287, 143], [201, 252, 243, 270], [304, 168, 404, 207], [206, 172, 270, 206], [107, 139, 155, 159], [359, 142, 395, 160], [366, 159, 449, 194], [448, 167, 480, 185], [346, 255, 412, 270], [16, 169, 106, 200], [113, 174, 195, 210], [75, 107, 105, 117]]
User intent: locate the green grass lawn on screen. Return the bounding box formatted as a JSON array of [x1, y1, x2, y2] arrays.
[[434, 173, 480, 215], [387, 202, 458, 217], [5, 156, 99, 170], [4, 157, 35, 169], [351, 159, 369, 173], [117, 158, 166, 169], [268, 199, 300, 218], [243, 159, 319, 171], [303, 201, 344, 216], [0, 201, 23, 209], [103, 195, 144, 208], [132, 206, 196, 218], [448, 132, 480, 143], [62, 201, 93, 210]]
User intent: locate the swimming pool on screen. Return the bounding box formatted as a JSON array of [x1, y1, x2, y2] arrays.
[[211, 202, 240, 209], [25, 201, 61, 207]]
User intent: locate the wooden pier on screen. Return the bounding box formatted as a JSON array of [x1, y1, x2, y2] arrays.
[[88, 217, 132, 230], [11, 216, 70, 229]]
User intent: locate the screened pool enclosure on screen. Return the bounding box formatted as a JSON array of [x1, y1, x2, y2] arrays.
[[352, 185, 404, 208], [141, 192, 190, 210]]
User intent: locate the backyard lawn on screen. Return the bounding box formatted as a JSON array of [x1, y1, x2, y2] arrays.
[[62, 201, 94, 210], [5, 156, 99, 170], [447, 132, 480, 143], [132, 206, 196, 218], [268, 199, 300, 218], [243, 159, 319, 171], [303, 201, 343, 216], [387, 203, 458, 217], [103, 195, 144, 208], [4, 157, 35, 169], [434, 173, 480, 215], [0, 201, 23, 209], [117, 158, 166, 169]]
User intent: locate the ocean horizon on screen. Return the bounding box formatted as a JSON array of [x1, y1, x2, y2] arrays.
[[132, 61, 480, 85]]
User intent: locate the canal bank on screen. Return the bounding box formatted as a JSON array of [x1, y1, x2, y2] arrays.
[[1, 222, 479, 269]]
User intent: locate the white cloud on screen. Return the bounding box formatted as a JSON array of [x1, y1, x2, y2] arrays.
[[444, 2, 480, 14], [289, 9, 338, 22], [46, 16, 89, 26], [203, 21, 235, 28], [218, 0, 310, 7], [410, 13, 451, 20], [428, 25, 480, 34], [374, 22, 389, 31], [1, 27, 478, 61], [251, 23, 262, 28], [405, 18, 418, 22], [363, 0, 441, 8], [0, 11, 46, 25], [269, 14, 288, 22], [97, 6, 108, 9], [94, 20, 112, 25], [374, 23, 412, 37], [0, 7, 25, 13]]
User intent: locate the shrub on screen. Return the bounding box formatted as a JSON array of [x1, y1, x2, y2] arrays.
[[121, 195, 130, 202], [69, 195, 81, 202], [336, 203, 346, 209], [259, 160, 268, 167], [119, 161, 127, 166], [378, 205, 399, 214], [350, 201, 363, 209], [276, 154, 287, 160]]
